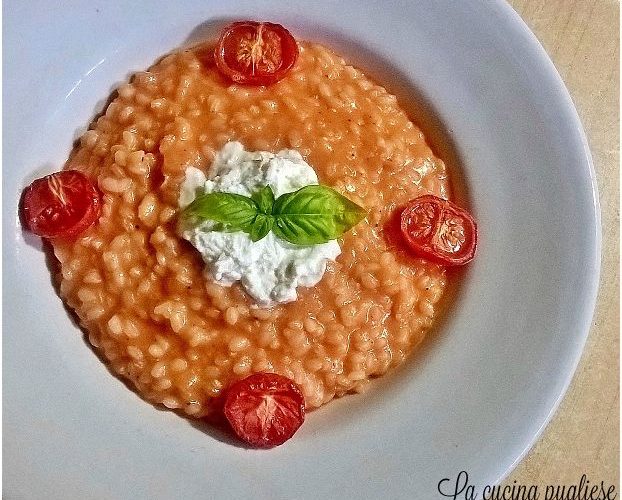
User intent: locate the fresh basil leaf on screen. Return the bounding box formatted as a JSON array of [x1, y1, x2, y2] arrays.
[[184, 192, 258, 232], [272, 185, 367, 245], [251, 185, 275, 214], [182, 184, 366, 246], [249, 213, 274, 242]]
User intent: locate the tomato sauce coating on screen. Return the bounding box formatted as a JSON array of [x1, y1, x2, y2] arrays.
[[50, 42, 450, 417]]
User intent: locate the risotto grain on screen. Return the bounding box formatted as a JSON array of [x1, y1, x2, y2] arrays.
[[52, 42, 450, 416]]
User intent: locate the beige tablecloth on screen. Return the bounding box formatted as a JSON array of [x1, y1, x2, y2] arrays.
[[506, 0, 619, 486]]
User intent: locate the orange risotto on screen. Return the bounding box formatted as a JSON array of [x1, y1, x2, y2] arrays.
[[51, 41, 450, 416]]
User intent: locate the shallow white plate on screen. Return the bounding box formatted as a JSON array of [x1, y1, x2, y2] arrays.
[[3, 1, 600, 498]]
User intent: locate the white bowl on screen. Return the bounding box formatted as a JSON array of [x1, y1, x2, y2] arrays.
[[3, 1, 600, 498]]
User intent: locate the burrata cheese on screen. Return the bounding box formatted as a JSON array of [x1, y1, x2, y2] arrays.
[[178, 141, 341, 307]]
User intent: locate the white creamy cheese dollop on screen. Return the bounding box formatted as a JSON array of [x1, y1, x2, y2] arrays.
[[178, 141, 341, 308]]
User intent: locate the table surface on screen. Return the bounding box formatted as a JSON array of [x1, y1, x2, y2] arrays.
[[506, 0, 619, 486]]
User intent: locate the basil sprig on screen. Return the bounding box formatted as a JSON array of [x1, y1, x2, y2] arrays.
[[183, 184, 366, 245]]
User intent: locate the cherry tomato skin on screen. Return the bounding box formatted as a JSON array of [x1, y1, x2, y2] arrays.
[[214, 21, 299, 85], [224, 372, 306, 448], [400, 195, 477, 266], [22, 170, 101, 239]]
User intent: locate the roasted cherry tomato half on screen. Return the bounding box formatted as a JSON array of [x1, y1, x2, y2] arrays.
[[214, 21, 299, 85], [224, 372, 305, 448], [400, 195, 477, 266], [22, 170, 101, 239]]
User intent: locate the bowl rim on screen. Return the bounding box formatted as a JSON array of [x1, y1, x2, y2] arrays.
[[2, 0, 603, 495], [489, 0, 602, 479]]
